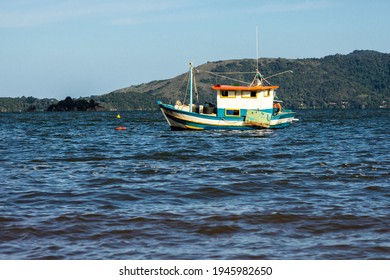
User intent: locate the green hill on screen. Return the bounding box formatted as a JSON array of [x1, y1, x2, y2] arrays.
[[93, 50, 389, 110], [1, 50, 389, 112]]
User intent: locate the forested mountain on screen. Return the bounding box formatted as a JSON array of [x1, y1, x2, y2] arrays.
[[1, 50, 389, 112]]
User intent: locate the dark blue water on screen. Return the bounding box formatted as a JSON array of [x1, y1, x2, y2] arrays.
[[0, 110, 389, 259]]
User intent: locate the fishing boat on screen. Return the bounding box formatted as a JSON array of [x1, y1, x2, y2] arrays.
[[158, 63, 297, 130]]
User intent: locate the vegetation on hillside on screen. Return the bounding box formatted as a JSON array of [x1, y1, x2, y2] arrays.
[[0, 96, 57, 112], [0, 50, 388, 112]]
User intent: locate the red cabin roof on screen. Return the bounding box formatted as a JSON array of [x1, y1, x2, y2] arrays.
[[211, 84, 279, 91]]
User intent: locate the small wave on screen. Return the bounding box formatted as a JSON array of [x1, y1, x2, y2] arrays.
[[84, 177, 131, 187], [195, 225, 241, 235], [179, 186, 240, 199], [61, 157, 112, 162], [364, 186, 386, 192]]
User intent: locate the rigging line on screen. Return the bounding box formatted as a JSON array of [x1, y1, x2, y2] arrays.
[[197, 70, 255, 75], [182, 72, 190, 105], [192, 71, 199, 102], [262, 78, 272, 85], [170, 73, 188, 104], [264, 70, 293, 80], [201, 70, 251, 86], [180, 72, 189, 88]]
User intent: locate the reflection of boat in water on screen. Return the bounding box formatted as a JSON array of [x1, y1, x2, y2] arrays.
[[158, 63, 298, 130]]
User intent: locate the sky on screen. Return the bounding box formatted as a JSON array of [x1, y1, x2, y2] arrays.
[[1, 0, 389, 99]]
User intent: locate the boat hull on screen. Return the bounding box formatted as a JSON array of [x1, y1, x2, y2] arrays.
[[158, 101, 295, 130]]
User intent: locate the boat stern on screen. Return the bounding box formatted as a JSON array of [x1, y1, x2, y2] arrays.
[[269, 110, 297, 128]]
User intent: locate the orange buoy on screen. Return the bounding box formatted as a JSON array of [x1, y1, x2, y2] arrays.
[[115, 126, 126, 130], [273, 102, 282, 114]]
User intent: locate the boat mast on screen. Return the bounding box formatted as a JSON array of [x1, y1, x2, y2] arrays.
[[250, 26, 263, 87], [189, 62, 193, 112], [256, 25, 259, 70]]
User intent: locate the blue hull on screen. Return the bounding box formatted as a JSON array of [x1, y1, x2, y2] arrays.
[[158, 101, 296, 130]]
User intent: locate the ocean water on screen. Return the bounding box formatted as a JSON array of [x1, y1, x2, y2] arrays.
[[0, 109, 389, 259]]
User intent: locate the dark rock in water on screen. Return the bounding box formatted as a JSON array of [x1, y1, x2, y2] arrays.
[[26, 105, 36, 112], [47, 96, 104, 111]]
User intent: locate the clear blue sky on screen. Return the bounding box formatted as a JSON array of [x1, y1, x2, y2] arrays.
[[1, 0, 389, 99]]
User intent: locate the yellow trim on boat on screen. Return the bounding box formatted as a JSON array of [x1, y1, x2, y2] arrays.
[[220, 90, 237, 98], [185, 125, 204, 130], [225, 108, 241, 116]]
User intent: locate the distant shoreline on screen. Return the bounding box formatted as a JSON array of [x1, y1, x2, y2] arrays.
[[0, 50, 389, 112]]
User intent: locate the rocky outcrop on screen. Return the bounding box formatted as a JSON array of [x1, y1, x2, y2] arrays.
[[47, 97, 104, 111]]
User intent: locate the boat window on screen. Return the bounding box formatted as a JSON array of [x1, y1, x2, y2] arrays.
[[242, 91, 257, 98], [225, 109, 240, 116], [221, 90, 236, 98], [263, 90, 271, 97]]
